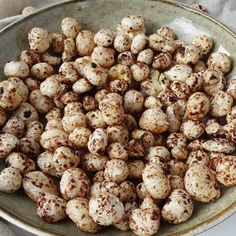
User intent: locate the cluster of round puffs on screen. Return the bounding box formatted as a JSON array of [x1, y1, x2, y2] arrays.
[[0, 15, 236, 236]]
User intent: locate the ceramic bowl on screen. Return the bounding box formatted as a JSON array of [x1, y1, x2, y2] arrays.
[[0, 0, 235, 235]]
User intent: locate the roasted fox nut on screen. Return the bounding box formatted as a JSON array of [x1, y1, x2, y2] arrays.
[[129, 197, 160, 236], [186, 92, 210, 120], [61, 17, 81, 38], [88, 128, 108, 155], [94, 28, 114, 47], [2, 117, 25, 138], [161, 189, 193, 224], [23, 171, 58, 201], [180, 120, 205, 140], [207, 52, 232, 74], [104, 159, 128, 183], [76, 30, 95, 56], [99, 93, 124, 125], [60, 168, 90, 200], [142, 164, 171, 199], [81, 152, 108, 173], [139, 108, 169, 134], [66, 197, 101, 233], [124, 90, 144, 114], [184, 164, 221, 202], [37, 192, 67, 223], [0, 80, 22, 111], [210, 91, 233, 117], [28, 27, 52, 53], [40, 128, 69, 152], [6, 152, 36, 174], [4, 61, 29, 78], [215, 156, 236, 186], [0, 167, 22, 193], [0, 133, 19, 158], [89, 192, 125, 226], [126, 138, 147, 158]]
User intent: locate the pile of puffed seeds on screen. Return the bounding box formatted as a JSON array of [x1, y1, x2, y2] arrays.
[[0, 15, 235, 236]]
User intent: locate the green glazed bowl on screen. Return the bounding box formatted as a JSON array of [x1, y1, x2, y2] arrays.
[[0, 0, 235, 235]]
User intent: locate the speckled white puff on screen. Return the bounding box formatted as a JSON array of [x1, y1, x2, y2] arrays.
[[89, 193, 125, 226]]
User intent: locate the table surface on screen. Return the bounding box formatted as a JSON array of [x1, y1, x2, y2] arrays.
[[0, 0, 235, 235]]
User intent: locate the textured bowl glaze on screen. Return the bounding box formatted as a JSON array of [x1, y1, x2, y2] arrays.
[[0, 0, 236, 235]]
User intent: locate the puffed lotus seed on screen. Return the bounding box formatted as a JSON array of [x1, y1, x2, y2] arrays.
[[0, 14, 235, 236]]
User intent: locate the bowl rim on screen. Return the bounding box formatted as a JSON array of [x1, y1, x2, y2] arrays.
[[0, 0, 236, 235], [0, 0, 236, 36]]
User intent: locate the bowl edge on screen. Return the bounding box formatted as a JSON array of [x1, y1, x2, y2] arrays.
[[0, 0, 236, 235]]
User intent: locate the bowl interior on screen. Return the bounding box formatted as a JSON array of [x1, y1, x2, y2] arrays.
[[0, 0, 236, 235]]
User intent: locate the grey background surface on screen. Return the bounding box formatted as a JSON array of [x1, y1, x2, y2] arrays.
[[0, 0, 235, 235]]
